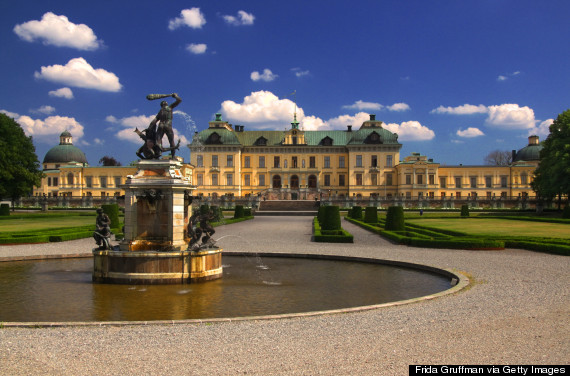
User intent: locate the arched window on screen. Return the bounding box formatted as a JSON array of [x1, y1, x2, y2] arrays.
[[272, 175, 282, 188]]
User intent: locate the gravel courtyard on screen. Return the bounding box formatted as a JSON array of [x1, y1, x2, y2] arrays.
[[0, 216, 568, 375]]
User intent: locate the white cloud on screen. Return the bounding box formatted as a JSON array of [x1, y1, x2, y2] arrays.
[[93, 138, 105, 145], [528, 118, 553, 138], [31, 105, 56, 115], [497, 75, 508, 81], [186, 43, 207, 54], [48, 87, 74, 99], [223, 10, 255, 26], [251, 69, 278, 82], [1, 111, 84, 143], [384, 121, 435, 141], [168, 8, 206, 30], [387, 102, 410, 112], [342, 100, 383, 111], [325, 113, 371, 130], [430, 104, 488, 115], [106, 114, 154, 129], [456, 127, 485, 138], [485, 104, 535, 129], [13, 12, 101, 50], [34, 57, 122, 92], [291, 68, 310, 78], [497, 71, 521, 81], [221, 91, 297, 127]]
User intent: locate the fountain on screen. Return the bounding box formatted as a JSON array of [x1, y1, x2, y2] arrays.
[[92, 93, 222, 284]]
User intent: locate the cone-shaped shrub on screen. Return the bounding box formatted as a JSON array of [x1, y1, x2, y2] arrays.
[[321, 205, 341, 230], [234, 205, 245, 219], [385, 206, 405, 231], [460, 204, 470, 217], [562, 205, 570, 219], [0, 203, 9, 216], [210, 205, 223, 221], [101, 204, 120, 230], [350, 206, 362, 219], [199, 204, 210, 215], [364, 207, 378, 223]]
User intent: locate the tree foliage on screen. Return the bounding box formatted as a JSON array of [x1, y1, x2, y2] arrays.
[[531, 109, 570, 201], [0, 114, 43, 201], [99, 155, 122, 166], [484, 150, 512, 166]]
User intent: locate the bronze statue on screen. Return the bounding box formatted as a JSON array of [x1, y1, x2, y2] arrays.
[[187, 210, 216, 250], [93, 208, 111, 250], [146, 93, 182, 158]]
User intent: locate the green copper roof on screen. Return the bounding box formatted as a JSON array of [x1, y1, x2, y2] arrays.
[[513, 143, 543, 162], [43, 144, 88, 164], [192, 126, 401, 147]]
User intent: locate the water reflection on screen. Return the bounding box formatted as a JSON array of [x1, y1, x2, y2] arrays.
[[0, 256, 450, 322]]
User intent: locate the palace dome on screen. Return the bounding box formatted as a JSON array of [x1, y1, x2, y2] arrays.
[[43, 131, 88, 165], [513, 135, 543, 162]]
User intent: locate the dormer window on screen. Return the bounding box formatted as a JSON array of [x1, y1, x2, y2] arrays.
[[365, 131, 382, 144], [206, 132, 222, 144], [255, 136, 267, 146], [321, 136, 333, 146]]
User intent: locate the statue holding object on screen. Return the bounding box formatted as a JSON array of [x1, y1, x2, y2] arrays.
[[135, 93, 182, 160]]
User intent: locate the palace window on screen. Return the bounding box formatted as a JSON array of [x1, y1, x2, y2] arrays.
[[211, 174, 218, 186], [470, 177, 477, 188], [100, 177, 107, 188], [244, 156, 250, 168], [386, 155, 393, 167], [274, 156, 280, 168], [85, 176, 92, 188], [429, 174, 435, 185], [197, 174, 203, 186], [371, 155, 378, 167], [356, 155, 363, 167], [485, 176, 492, 188], [521, 173, 528, 185], [259, 156, 265, 168], [324, 156, 330, 168], [114, 177, 122, 187], [456, 192, 461, 199], [292, 156, 298, 168], [405, 175, 412, 185], [259, 174, 265, 186], [417, 175, 423, 185], [439, 177, 446, 188], [227, 155, 233, 167], [53, 177, 58, 186], [371, 174, 378, 185], [356, 174, 363, 185], [455, 177, 462, 188], [324, 174, 331, 186], [339, 156, 345, 168], [309, 156, 316, 168], [212, 155, 218, 167], [339, 174, 345, 186], [196, 155, 203, 167], [386, 173, 393, 186], [67, 173, 74, 186], [500, 176, 508, 188], [226, 174, 233, 186], [244, 174, 250, 186]]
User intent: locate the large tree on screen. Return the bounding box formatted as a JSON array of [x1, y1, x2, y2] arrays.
[[531, 109, 570, 207], [484, 150, 512, 166], [99, 155, 122, 166], [0, 114, 43, 203]]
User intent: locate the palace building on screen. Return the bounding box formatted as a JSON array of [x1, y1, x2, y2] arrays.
[[189, 113, 541, 204], [29, 114, 542, 208]]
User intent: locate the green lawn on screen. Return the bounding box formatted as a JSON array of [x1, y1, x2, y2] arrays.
[[406, 218, 570, 239], [0, 213, 96, 233]]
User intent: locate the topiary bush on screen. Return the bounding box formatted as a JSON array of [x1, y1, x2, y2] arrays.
[[210, 205, 223, 221], [317, 205, 326, 225], [385, 206, 405, 231], [349, 206, 362, 219], [199, 204, 210, 215], [0, 203, 9, 216], [461, 204, 470, 217], [364, 207, 378, 223], [101, 204, 120, 230], [234, 205, 245, 219], [321, 205, 341, 230], [563, 205, 570, 219]]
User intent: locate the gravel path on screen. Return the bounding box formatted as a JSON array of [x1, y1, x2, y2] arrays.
[[0, 216, 568, 375]]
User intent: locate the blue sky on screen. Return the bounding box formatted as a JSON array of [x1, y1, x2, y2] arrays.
[[1, 0, 568, 166]]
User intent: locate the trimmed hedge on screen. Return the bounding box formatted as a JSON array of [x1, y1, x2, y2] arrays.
[[320, 205, 341, 230], [385, 206, 405, 231], [344, 217, 382, 234], [460, 204, 470, 217], [349, 206, 362, 220], [0, 203, 9, 216], [313, 217, 353, 243], [101, 204, 120, 230], [504, 240, 570, 256], [234, 205, 245, 219], [364, 207, 378, 223]]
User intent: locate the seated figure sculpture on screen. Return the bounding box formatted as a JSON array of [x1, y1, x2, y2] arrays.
[[187, 210, 216, 250], [93, 208, 112, 250]]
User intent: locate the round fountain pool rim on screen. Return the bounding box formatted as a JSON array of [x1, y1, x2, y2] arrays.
[[0, 252, 469, 327]]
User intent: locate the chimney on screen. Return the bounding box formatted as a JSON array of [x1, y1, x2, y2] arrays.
[[347, 125, 352, 132], [370, 114, 376, 121]]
